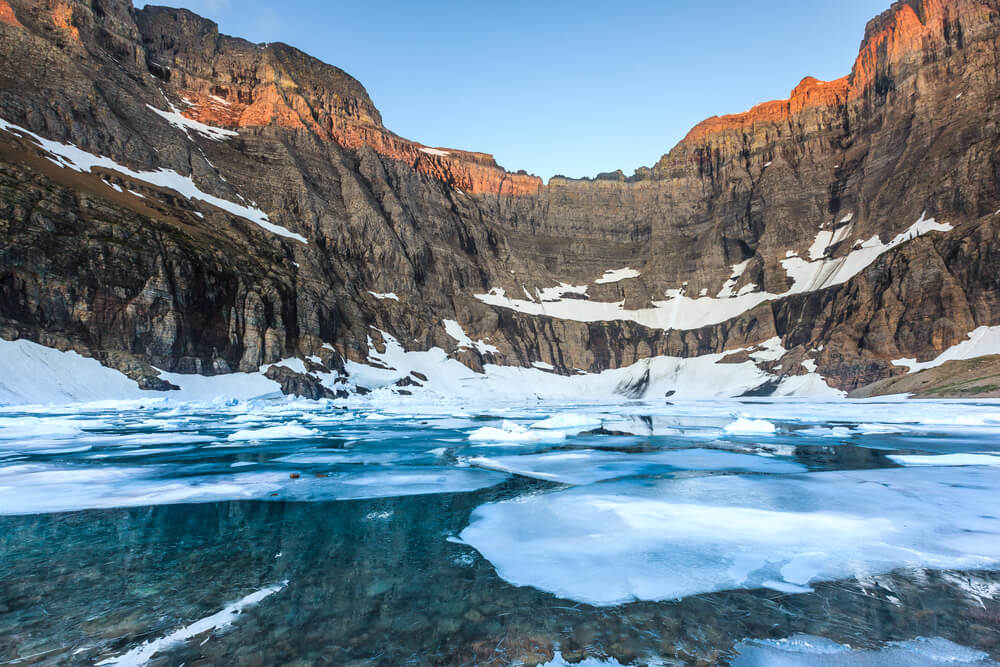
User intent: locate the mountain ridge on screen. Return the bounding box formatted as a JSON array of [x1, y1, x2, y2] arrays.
[[0, 0, 998, 402]]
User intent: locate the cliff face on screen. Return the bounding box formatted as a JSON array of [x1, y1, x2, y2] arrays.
[[0, 0, 999, 397]]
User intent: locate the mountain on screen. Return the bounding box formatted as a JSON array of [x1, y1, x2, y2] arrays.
[[1, 0, 999, 402]]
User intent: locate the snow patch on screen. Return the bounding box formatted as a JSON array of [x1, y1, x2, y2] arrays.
[[892, 326, 1000, 373], [476, 212, 952, 332], [0, 117, 307, 243], [594, 268, 641, 284], [443, 320, 499, 355], [419, 147, 449, 156], [146, 103, 238, 141], [368, 291, 400, 301]]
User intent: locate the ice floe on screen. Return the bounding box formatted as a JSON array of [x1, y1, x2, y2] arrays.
[[888, 453, 1000, 467], [459, 466, 1000, 605], [227, 424, 318, 441], [467, 448, 805, 485]]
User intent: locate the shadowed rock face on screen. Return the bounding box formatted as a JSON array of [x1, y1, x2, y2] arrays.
[[0, 0, 999, 394]]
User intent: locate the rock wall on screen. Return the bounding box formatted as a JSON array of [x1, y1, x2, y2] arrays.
[[0, 0, 998, 395]]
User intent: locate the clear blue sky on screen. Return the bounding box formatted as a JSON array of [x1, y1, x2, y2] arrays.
[[139, 0, 890, 180]]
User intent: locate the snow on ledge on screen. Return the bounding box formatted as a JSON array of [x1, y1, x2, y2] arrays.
[[146, 103, 238, 141], [419, 147, 449, 156], [594, 268, 641, 284], [368, 291, 400, 301], [476, 212, 952, 332], [443, 320, 499, 355], [892, 325, 1000, 373], [0, 118, 307, 244]]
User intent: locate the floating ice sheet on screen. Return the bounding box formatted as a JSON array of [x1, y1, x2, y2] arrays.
[[467, 448, 805, 485], [730, 634, 997, 666], [459, 466, 1000, 605], [0, 463, 508, 515]]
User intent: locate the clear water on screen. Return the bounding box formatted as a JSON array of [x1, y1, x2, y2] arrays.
[[0, 398, 999, 665]]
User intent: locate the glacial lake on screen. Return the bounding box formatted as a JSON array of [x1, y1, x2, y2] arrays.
[[0, 398, 998, 665]]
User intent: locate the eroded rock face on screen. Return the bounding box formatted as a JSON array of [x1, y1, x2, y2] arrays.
[[0, 0, 999, 395]]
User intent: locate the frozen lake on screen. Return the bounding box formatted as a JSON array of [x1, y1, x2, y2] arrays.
[[0, 397, 998, 665]]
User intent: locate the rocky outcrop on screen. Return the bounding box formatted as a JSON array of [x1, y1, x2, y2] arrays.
[[0, 0, 999, 397], [850, 355, 1000, 398]]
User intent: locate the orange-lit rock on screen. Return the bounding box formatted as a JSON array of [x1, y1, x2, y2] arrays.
[[49, 0, 79, 42], [175, 86, 541, 197], [0, 0, 21, 26], [679, 0, 983, 148]]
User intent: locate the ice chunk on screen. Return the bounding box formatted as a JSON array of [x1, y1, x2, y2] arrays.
[[227, 424, 318, 441], [530, 413, 603, 431], [468, 420, 567, 443], [537, 651, 634, 667], [888, 453, 1000, 467], [724, 418, 776, 435], [97, 581, 286, 666]]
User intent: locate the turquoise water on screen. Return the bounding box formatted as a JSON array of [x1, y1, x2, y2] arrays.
[[0, 398, 998, 665]]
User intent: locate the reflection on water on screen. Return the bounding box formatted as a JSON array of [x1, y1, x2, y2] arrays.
[[0, 399, 997, 665]]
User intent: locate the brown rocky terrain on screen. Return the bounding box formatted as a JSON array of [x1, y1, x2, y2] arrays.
[[850, 354, 1000, 398], [0, 0, 999, 397]]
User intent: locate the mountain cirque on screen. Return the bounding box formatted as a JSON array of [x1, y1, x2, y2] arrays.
[[0, 0, 999, 399]]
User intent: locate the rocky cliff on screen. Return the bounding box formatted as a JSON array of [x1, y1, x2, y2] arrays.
[[0, 0, 999, 400]]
